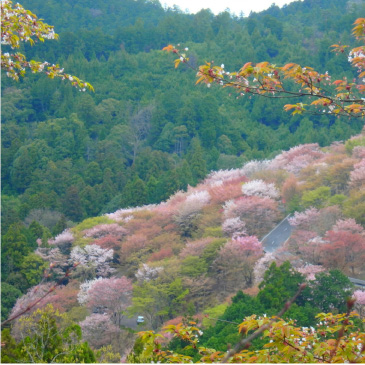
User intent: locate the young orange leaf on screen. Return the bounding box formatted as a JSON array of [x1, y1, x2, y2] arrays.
[[162, 44, 175, 52]]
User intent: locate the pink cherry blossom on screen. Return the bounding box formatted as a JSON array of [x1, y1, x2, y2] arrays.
[[222, 217, 246, 238], [80, 314, 122, 348], [70, 244, 115, 277], [270, 143, 324, 175], [242, 179, 280, 199], [135, 263, 163, 282], [296, 264, 325, 280]]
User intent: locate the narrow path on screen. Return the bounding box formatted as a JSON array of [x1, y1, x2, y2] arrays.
[[261, 215, 292, 253], [260, 215, 365, 287]]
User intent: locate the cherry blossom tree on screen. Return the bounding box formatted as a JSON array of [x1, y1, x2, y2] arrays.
[[185, 190, 211, 207], [289, 208, 321, 230], [222, 217, 246, 239], [353, 290, 365, 319], [44, 281, 80, 313], [35, 247, 68, 277], [289, 206, 342, 237], [1, 0, 93, 90], [135, 263, 163, 282], [80, 314, 122, 349], [148, 247, 174, 262], [214, 236, 263, 292], [77, 278, 103, 305], [270, 144, 324, 175], [92, 235, 123, 250], [70, 244, 115, 279], [281, 175, 299, 204], [352, 146, 365, 159], [296, 264, 325, 281], [10, 282, 56, 320], [240, 160, 272, 178], [179, 238, 214, 259], [82, 224, 127, 239], [82, 276, 133, 325], [48, 229, 74, 254], [253, 252, 276, 285], [242, 179, 280, 199], [208, 178, 245, 204], [174, 191, 211, 237], [105, 204, 156, 223], [121, 233, 148, 256], [332, 218, 364, 235], [349, 158, 365, 188], [321, 230, 365, 276], [285, 230, 321, 264], [224, 196, 279, 236], [204, 169, 247, 186]]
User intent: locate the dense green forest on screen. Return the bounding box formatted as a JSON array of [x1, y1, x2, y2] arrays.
[[2, 0, 365, 239]]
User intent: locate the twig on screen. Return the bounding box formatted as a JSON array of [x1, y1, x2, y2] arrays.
[[1, 264, 79, 326], [328, 298, 355, 363], [221, 283, 306, 363], [173, 50, 364, 118], [282, 338, 331, 363]]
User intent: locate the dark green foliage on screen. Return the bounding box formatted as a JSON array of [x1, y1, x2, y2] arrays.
[[1, 223, 31, 280], [195, 263, 356, 355], [257, 261, 307, 311], [198, 291, 265, 352], [0, 306, 96, 363], [0, 328, 20, 363], [1, 283, 22, 322], [62, 186, 84, 221], [309, 270, 354, 313]]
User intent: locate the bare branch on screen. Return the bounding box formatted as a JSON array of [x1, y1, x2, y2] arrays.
[[1, 264, 79, 326]]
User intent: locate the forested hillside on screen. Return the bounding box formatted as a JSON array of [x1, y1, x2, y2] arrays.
[[2, 0, 365, 362], [2, 0, 365, 238], [3, 132, 365, 361]]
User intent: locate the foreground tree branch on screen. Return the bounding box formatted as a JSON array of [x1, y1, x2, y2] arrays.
[[163, 18, 365, 119], [221, 283, 306, 362], [1, 264, 79, 326], [1, 0, 93, 91]]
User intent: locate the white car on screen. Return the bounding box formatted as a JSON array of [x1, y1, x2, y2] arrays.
[[137, 316, 145, 324]]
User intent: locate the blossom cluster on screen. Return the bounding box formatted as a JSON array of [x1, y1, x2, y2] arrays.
[[82, 223, 127, 239], [240, 159, 272, 177], [296, 264, 325, 280], [70, 244, 115, 277], [135, 263, 164, 282], [179, 238, 214, 259], [222, 217, 246, 238], [270, 144, 324, 175], [349, 158, 365, 188], [289, 208, 320, 229], [77, 277, 104, 305], [204, 168, 247, 186], [242, 179, 280, 199], [48, 229, 74, 246], [185, 190, 211, 207], [106, 204, 156, 222]]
